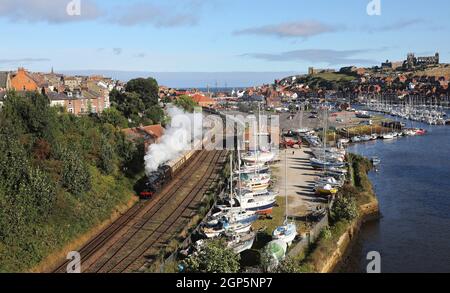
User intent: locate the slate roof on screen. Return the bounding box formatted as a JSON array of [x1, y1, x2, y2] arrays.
[[0, 72, 9, 89]]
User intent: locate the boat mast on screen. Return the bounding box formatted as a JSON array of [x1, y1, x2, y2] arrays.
[[323, 97, 328, 175], [230, 153, 233, 207], [237, 141, 243, 206], [285, 148, 288, 222], [254, 115, 258, 176]]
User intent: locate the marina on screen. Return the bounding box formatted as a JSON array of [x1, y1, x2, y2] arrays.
[[340, 114, 450, 273]]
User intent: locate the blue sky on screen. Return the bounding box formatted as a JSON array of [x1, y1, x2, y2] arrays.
[[0, 0, 449, 80]]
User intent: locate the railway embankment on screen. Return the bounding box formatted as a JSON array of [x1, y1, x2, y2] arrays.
[[48, 149, 227, 273], [33, 196, 139, 273]]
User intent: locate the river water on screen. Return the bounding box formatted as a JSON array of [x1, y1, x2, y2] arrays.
[[340, 120, 450, 273]]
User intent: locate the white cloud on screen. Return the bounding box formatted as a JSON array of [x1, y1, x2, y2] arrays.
[[0, 58, 51, 64], [234, 21, 340, 38], [109, 2, 197, 27], [242, 49, 379, 65]]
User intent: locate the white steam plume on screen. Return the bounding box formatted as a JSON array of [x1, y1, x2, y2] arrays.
[[144, 106, 203, 175]]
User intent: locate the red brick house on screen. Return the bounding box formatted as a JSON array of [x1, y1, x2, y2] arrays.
[[9, 68, 40, 92]]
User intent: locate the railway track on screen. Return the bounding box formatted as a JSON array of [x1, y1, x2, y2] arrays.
[[53, 149, 227, 273]]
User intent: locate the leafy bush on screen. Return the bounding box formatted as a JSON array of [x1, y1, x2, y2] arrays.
[[319, 227, 332, 240], [331, 196, 359, 222], [61, 149, 92, 196], [174, 95, 197, 113], [182, 240, 240, 273], [276, 257, 305, 273], [99, 135, 115, 175]]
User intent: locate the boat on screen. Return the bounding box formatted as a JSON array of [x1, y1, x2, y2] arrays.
[[310, 147, 346, 156], [272, 150, 298, 247], [351, 136, 361, 143], [360, 135, 371, 141], [225, 231, 256, 254], [310, 158, 346, 169], [326, 167, 348, 175], [203, 152, 258, 238], [241, 151, 275, 164], [238, 172, 271, 184], [371, 157, 381, 166], [202, 220, 253, 238], [415, 129, 427, 135], [403, 129, 416, 136], [219, 194, 276, 215], [314, 184, 338, 196], [264, 240, 287, 271], [206, 209, 258, 227], [272, 221, 297, 246], [240, 181, 270, 192], [293, 128, 311, 135], [235, 163, 269, 175], [315, 176, 344, 188], [338, 138, 350, 144], [370, 133, 378, 140], [382, 133, 394, 140]]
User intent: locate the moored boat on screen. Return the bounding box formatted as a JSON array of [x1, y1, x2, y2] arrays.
[[225, 231, 256, 254], [314, 184, 338, 196], [272, 221, 297, 246], [382, 133, 394, 139]]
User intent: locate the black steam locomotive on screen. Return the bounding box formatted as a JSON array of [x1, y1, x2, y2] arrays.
[[138, 165, 172, 199]]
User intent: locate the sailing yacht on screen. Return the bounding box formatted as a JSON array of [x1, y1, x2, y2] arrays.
[[202, 153, 257, 238], [235, 163, 269, 175], [272, 150, 297, 247], [241, 151, 275, 164]]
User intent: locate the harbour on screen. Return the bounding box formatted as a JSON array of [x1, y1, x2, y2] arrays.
[[340, 114, 450, 273]]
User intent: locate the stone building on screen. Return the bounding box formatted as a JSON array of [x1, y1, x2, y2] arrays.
[[308, 67, 336, 75], [405, 52, 440, 69]]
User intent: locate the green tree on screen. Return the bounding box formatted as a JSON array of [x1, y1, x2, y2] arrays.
[[331, 196, 358, 222], [145, 104, 165, 124], [182, 240, 240, 273], [61, 149, 92, 196], [125, 77, 159, 108], [115, 134, 144, 176], [174, 95, 197, 113], [29, 167, 56, 213], [99, 135, 115, 175], [100, 107, 128, 128]]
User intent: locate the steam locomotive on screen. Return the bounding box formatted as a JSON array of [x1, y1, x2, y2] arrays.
[[139, 165, 171, 199]]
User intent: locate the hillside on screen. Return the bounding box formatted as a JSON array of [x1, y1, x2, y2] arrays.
[[280, 72, 357, 90], [0, 92, 144, 272], [416, 64, 450, 79]]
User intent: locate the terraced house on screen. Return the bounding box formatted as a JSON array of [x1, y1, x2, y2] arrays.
[[48, 81, 110, 115], [1, 67, 111, 115]]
